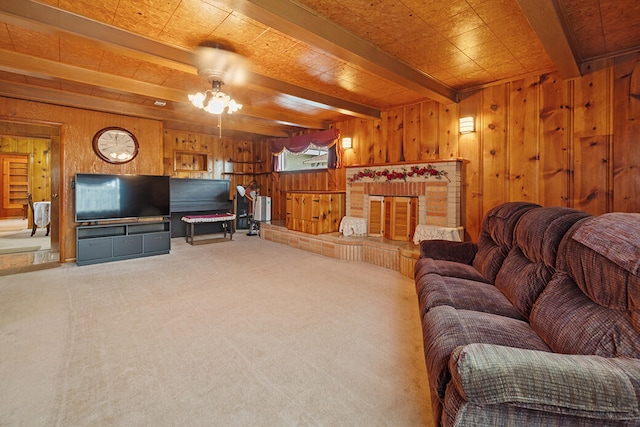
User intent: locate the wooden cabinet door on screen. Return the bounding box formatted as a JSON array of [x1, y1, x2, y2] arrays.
[[368, 196, 384, 236], [395, 197, 417, 241], [286, 192, 345, 234], [285, 192, 293, 229], [382, 196, 418, 241]]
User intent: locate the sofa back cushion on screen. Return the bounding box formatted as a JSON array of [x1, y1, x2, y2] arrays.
[[472, 202, 540, 283], [530, 213, 640, 357], [495, 207, 590, 318], [566, 213, 640, 312]]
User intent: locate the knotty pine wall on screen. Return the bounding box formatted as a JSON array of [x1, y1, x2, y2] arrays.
[[0, 134, 51, 207], [1, 56, 638, 265], [161, 130, 270, 197], [268, 58, 640, 241]]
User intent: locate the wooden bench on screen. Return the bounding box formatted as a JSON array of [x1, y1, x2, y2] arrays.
[[181, 213, 236, 245]]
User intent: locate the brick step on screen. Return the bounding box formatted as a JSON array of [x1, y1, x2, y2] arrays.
[[260, 221, 419, 278]]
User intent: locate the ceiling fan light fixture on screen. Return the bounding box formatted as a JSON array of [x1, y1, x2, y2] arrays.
[[188, 80, 242, 115]]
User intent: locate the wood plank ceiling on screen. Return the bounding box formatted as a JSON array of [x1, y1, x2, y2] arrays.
[[0, 0, 638, 139]]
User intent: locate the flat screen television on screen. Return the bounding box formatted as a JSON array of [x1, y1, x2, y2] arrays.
[[75, 173, 170, 222]]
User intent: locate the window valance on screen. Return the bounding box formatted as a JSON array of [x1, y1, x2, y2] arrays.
[[269, 129, 339, 155]]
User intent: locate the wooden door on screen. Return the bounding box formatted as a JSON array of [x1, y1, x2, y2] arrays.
[[384, 197, 393, 239], [0, 154, 29, 219], [368, 196, 384, 236], [385, 196, 418, 241], [316, 194, 328, 233]]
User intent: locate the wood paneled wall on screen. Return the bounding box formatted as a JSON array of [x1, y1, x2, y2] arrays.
[[268, 56, 640, 241], [0, 98, 163, 262], [161, 130, 273, 205], [1, 55, 639, 265], [0, 135, 50, 205]]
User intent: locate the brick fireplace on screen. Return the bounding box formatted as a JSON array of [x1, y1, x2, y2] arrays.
[[260, 159, 463, 277], [345, 160, 462, 235]]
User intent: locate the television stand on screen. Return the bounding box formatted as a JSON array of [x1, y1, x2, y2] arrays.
[[76, 219, 171, 265]]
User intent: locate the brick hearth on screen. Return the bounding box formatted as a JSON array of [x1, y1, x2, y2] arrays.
[[260, 160, 462, 277]]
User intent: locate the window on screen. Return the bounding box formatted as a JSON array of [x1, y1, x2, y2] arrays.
[[276, 145, 330, 172]]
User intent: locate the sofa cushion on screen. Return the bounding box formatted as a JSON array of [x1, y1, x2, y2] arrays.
[[531, 273, 640, 357], [560, 213, 640, 315], [421, 305, 551, 422], [442, 384, 640, 427], [572, 213, 640, 275], [419, 240, 477, 264], [416, 271, 524, 319], [472, 202, 540, 283], [414, 257, 489, 284], [444, 344, 640, 426], [494, 207, 590, 318]]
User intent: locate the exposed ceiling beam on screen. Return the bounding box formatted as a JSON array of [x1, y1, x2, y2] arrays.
[[0, 49, 329, 130], [0, 0, 381, 120], [245, 73, 381, 119], [515, 0, 581, 80], [0, 80, 292, 137], [219, 0, 458, 104]]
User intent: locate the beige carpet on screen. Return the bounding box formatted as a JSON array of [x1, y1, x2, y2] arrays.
[[0, 233, 433, 426], [0, 219, 50, 254]]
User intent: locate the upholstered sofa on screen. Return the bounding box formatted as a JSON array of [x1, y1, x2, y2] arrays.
[[414, 202, 640, 426]]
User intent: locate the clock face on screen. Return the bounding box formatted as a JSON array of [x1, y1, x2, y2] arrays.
[[92, 127, 139, 164]]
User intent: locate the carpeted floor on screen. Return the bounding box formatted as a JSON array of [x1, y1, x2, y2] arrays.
[[0, 233, 434, 426], [0, 219, 50, 254]]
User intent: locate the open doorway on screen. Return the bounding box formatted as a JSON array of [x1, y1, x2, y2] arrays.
[[0, 121, 59, 267], [0, 152, 50, 254]]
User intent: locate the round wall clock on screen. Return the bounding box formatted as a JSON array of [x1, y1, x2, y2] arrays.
[[92, 127, 139, 164]]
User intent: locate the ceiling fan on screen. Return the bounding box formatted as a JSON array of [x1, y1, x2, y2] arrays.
[[193, 41, 248, 86], [189, 42, 250, 134]]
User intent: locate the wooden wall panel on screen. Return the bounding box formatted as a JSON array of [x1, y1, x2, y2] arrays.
[[508, 77, 539, 202], [458, 92, 483, 241], [385, 107, 404, 163], [571, 67, 613, 213], [0, 135, 50, 206], [437, 103, 459, 160], [404, 104, 421, 161], [420, 101, 438, 159], [538, 73, 571, 207], [612, 54, 640, 212], [573, 135, 610, 214], [481, 85, 509, 215]]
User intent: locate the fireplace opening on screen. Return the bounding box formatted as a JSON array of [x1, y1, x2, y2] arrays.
[[368, 196, 417, 241]]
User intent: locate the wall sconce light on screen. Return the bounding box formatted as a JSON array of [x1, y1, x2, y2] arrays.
[[459, 116, 475, 134], [341, 137, 352, 149]]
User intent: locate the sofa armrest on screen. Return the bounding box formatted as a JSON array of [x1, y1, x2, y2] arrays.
[[449, 343, 640, 421], [419, 240, 477, 265]]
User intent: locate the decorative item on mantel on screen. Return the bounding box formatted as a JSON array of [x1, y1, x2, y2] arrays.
[[347, 164, 450, 185]]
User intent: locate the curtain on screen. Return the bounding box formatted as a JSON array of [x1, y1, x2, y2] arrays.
[[270, 128, 340, 171], [269, 129, 339, 155]]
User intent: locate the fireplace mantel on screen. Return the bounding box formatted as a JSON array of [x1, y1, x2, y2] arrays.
[[345, 160, 462, 229]]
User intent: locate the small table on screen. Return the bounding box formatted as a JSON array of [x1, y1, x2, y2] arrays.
[[339, 216, 367, 236], [413, 225, 464, 245], [181, 213, 236, 245], [32, 201, 51, 236]]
